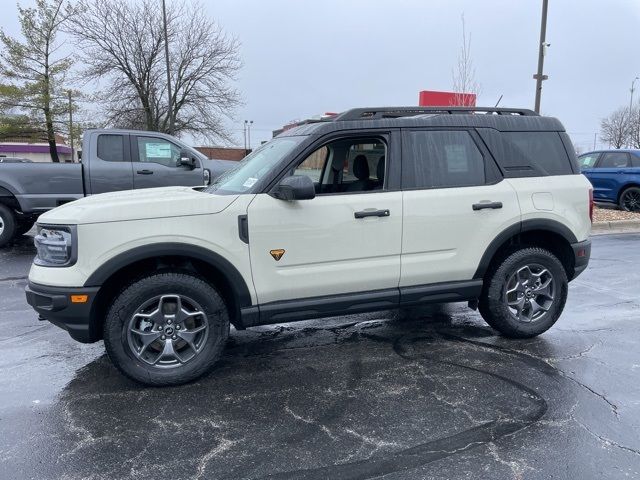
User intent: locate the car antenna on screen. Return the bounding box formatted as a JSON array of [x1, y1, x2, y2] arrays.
[[494, 94, 504, 108]]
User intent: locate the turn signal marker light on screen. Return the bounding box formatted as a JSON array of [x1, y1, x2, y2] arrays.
[[70, 295, 89, 304]]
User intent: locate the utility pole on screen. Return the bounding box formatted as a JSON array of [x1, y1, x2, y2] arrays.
[[67, 90, 74, 162], [162, 0, 173, 134], [630, 77, 639, 112], [533, 0, 549, 114], [243, 120, 248, 152], [247, 120, 253, 151]]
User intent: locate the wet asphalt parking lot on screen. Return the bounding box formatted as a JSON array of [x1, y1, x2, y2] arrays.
[[1, 232, 639, 480]]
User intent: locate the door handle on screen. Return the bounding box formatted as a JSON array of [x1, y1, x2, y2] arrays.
[[354, 209, 390, 219], [472, 201, 503, 211], [136, 169, 154, 175]]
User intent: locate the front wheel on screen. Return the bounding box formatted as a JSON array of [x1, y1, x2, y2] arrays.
[[619, 186, 640, 212], [479, 247, 568, 338], [0, 204, 16, 248], [103, 272, 229, 386]]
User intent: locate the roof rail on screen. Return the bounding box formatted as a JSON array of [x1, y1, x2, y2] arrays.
[[332, 106, 538, 121]]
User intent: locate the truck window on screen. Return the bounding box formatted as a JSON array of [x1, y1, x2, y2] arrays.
[[403, 130, 485, 189], [136, 137, 181, 167], [97, 135, 125, 162]]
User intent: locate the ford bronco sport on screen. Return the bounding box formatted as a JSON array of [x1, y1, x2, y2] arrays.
[[25, 107, 592, 386]]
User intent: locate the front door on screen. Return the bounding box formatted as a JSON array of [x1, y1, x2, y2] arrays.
[[247, 134, 402, 305], [132, 134, 205, 188]]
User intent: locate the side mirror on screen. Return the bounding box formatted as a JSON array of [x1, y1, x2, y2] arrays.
[[178, 149, 196, 169], [270, 175, 316, 201]]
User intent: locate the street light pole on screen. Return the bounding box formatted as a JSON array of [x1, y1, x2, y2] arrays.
[[162, 0, 173, 134], [630, 77, 639, 112], [67, 90, 74, 162], [243, 120, 248, 152], [533, 0, 549, 114]]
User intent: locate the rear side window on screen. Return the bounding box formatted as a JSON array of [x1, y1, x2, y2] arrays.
[[403, 130, 485, 188], [598, 151, 630, 168], [97, 135, 125, 162], [503, 132, 573, 175]]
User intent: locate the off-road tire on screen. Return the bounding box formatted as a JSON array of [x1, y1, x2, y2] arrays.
[[479, 247, 568, 338], [0, 204, 16, 248], [103, 272, 229, 386]]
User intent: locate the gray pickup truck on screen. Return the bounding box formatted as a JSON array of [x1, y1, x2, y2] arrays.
[[0, 129, 235, 247]]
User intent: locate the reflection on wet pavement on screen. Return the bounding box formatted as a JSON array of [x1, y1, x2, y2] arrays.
[[1, 233, 639, 479]]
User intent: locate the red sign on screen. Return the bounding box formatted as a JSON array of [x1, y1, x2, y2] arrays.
[[418, 90, 476, 107]]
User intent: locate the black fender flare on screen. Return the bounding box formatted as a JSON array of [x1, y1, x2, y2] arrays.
[[473, 219, 578, 279], [84, 242, 253, 309]]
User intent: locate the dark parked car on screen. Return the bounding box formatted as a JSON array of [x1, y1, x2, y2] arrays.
[[0, 129, 235, 246], [579, 149, 640, 211]]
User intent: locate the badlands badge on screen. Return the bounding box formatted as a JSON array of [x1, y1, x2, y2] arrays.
[[270, 249, 285, 261]]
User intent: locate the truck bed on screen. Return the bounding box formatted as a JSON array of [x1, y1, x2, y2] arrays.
[[0, 162, 84, 213]]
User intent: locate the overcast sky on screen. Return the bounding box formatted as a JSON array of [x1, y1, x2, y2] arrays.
[[4, 0, 640, 151]]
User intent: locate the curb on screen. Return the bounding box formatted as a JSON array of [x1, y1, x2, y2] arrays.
[[591, 219, 640, 235]]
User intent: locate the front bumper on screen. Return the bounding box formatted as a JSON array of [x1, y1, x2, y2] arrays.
[[570, 239, 591, 280], [25, 282, 100, 343]]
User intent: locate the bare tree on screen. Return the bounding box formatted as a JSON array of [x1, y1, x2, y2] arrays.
[[451, 14, 481, 107], [69, 0, 241, 142], [627, 106, 640, 149], [0, 0, 76, 162], [600, 107, 631, 149]]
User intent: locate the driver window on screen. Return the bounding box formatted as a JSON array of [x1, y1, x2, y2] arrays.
[[136, 137, 181, 167], [293, 138, 387, 194]]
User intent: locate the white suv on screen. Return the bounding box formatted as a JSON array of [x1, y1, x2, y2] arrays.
[[26, 107, 593, 386]]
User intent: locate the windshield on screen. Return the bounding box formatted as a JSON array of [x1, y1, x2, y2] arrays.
[[204, 136, 305, 194]]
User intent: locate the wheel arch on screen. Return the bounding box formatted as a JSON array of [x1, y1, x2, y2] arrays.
[[87, 243, 253, 339], [474, 219, 578, 282], [0, 185, 20, 210]]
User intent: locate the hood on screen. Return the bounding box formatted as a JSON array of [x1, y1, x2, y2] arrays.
[[38, 186, 238, 225]]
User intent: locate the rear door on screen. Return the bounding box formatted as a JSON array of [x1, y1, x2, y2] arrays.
[[87, 132, 134, 194], [399, 129, 520, 288], [589, 151, 632, 202], [132, 134, 205, 188]]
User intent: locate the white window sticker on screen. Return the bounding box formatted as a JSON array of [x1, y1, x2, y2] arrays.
[[145, 142, 172, 158], [242, 177, 258, 188]]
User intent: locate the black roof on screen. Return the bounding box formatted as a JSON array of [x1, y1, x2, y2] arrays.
[[277, 106, 565, 137]]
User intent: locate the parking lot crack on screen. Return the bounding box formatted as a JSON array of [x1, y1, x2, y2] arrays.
[[284, 405, 338, 441], [573, 416, 640, 457], [194, 438, 236, 479]]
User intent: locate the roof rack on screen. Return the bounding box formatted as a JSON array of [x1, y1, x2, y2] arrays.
[[332, 106, 538, 121]]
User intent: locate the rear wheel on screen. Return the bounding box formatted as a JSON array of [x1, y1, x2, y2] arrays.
[[0, 204, 16, 248], [479, 247, 568, 338], [103, 272, 229, 386], [619, 186, 640, 212]]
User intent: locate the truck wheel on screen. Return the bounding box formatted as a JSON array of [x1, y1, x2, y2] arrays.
[[0, 204, 17, 248], [478, 247, 568, 338], [103, 272, 229, 386], [619, 186, 640, 212]]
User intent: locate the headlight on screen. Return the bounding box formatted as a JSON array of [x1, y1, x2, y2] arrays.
[[34, 225, 77, 267]]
